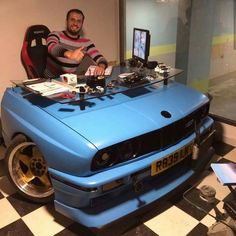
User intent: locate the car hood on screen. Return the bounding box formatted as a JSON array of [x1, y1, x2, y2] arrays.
[[43, 82, 208, 149]]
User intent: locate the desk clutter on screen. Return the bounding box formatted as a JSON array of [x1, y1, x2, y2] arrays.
[[21, 74, 145, 99], [23, 79, 71, 97], [22, 75, 107, 98], [18, 63, 179, 103], [85, 65, 113, 76], [154, 62, 171, 76]]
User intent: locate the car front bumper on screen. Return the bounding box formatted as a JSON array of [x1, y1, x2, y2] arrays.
[[49, 118, 215, 228]]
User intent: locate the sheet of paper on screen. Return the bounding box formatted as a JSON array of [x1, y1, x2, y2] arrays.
[[26, 81, 69, 96], [85, 65, 113, 76]]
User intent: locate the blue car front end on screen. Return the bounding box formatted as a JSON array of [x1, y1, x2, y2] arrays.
[[1, 79, 215, 228]]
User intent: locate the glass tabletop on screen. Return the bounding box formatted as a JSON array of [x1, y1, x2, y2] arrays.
[[11, 65, 183, 104]]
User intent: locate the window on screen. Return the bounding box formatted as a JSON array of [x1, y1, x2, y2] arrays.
[[122, 0, 236, 124]]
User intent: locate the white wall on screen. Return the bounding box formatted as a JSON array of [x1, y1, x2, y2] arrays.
[[0, 0, 119, 100]]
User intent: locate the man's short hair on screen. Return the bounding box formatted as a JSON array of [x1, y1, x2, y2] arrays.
[[66, 9, 85, 21]]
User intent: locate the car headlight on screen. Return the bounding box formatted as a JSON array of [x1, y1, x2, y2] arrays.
[[91, 139, 141, 171], [92, 148, 117, 170]]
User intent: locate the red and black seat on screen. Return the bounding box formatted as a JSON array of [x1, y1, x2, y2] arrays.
[[21, 25, 50, 79]]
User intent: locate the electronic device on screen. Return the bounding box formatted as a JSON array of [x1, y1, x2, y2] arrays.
[[132, 28, 151, 65], [120, 73, 149, 88], [86, 76, 106, 88], [146, 61, 158, 69]]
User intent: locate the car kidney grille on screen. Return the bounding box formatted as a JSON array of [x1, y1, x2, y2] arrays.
[[92, 103, 209, 171], [140, 105, 208, 155]]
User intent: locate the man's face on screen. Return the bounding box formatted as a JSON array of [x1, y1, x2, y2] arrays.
[[66, 12, 84, 36]]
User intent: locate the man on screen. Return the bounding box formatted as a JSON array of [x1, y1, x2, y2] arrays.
[[44, 9, 108, 78]]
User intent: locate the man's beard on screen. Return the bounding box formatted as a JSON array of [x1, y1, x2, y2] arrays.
[[67, 27, 80, 36]]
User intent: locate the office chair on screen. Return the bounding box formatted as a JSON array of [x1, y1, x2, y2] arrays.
[[21, 25, 50, 79]]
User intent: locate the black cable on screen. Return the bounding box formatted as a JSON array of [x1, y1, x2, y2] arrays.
[[182, 184, 235, 231]]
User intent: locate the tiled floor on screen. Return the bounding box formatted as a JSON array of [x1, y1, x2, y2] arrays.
[[0, 142, 236, 236]]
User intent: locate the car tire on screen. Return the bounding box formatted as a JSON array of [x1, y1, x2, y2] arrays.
[[5, 134, 54, 203]]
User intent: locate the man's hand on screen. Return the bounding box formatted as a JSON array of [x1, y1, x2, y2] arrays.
[[64, 47, 85, 62], [93, 64, 106, 76]]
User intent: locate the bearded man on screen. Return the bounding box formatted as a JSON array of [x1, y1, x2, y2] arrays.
[[44, 9, 107, 78]]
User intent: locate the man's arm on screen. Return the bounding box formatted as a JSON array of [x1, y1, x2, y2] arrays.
[[45, 32, 80, 76], [85, 39, 108, 75], [64, 47, 85, 62], [64, 47, 106, 75], [47, 32, 83, 63], [47, 32, 68, 58]]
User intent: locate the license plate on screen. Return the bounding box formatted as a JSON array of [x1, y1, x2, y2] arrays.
[[151, 142, 194, 176]]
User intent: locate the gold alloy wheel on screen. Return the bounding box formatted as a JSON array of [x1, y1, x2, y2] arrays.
[[6, 135, 54, 202]]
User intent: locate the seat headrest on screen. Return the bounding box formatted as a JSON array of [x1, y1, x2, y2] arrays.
[[25, 25, 50, 44]]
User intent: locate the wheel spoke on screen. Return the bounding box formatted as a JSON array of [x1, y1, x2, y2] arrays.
[[38, 174, 51, 187], [20, 168, 35, 183], [18, 153, 31, 167], [32, 146, 42, 158]]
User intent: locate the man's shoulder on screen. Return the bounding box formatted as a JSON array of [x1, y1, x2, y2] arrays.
[[49, 31, 64, 36]]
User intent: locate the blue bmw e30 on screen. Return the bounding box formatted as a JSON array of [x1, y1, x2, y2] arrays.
[[1, 66, 215, 228]]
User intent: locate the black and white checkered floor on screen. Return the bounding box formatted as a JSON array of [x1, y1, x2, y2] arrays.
[[0, 141, 235, 236]]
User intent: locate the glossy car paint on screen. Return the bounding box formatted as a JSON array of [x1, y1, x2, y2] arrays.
[[1, 79, 214, 227]]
